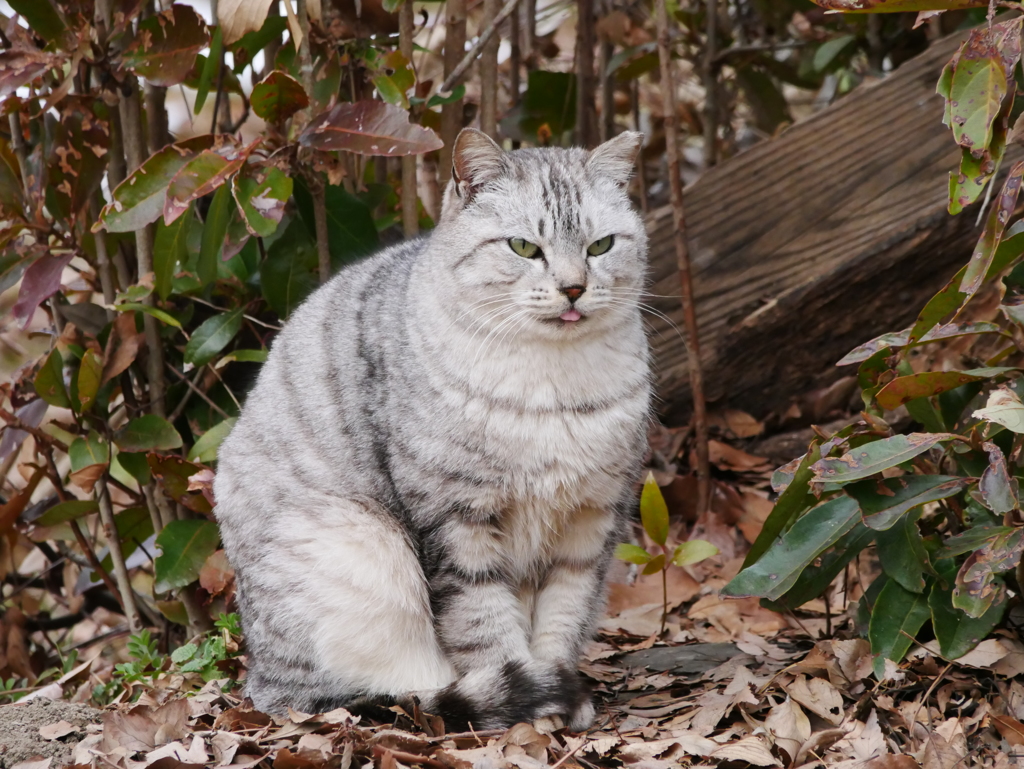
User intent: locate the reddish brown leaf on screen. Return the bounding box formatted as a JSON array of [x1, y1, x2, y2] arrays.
[[992, 714, 1024, 746], [148, 454, 214, 515], [251, 70, 309, 123], [298, 101, 443, 156], [163, 139, 260, 224], [198, 549, 234, 598], [122, 4, 210, 87], [48, 98, 110, 222], [12, 252, 73, 327], [0, 47, 61, 99], [102, 312, 145, 386]]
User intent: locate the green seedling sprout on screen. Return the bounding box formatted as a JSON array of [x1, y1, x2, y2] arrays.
[[616, 472, 720, 635]]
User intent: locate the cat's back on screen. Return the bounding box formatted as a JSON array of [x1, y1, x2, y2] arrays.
[[215, 236, 427, 516]]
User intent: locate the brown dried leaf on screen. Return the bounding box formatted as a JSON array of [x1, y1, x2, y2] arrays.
[[785, 675, 845, 725], [102, 312, 144, 386], [38, 721, 76, 741], [101, 700, 190, 754]]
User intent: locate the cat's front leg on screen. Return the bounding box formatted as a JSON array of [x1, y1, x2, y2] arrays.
[[529, 506, 620, 730], [420, 515, 576, 729]]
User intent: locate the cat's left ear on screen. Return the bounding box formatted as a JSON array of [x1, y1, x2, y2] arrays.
[[452, 128, 505, 197], [587, 131, 644, 186]]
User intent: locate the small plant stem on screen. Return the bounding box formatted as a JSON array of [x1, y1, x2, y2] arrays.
[[479, 0, 500, 139], [313, 182, 331, 283], [209, 0, 226, 134], [90, 199, 116, 317], [165, 364, 231, 419], [42, 449, 124, 611], [97, 478, 142, 632], [438, 0, 521, 95], [702, 0, 719, 168], [660, 564, 668, 636], [400, 0, 419, 238], [119, 79, 167, 418], [438, 0, 467, 188], [631, 80, 647, 214], [655, 0, 711, 518], [574, 0, 597, 147]]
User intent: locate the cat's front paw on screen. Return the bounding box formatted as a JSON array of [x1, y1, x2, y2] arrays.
[[566, 698, 596, 732]]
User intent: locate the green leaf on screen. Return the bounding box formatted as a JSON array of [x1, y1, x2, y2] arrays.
[[154, 520, 220, 593], [960, 162, 1024, 301], [615, 542, 653, 565], [187, 417, 237, 462], [954, 528, 1023, 617], [185, 308, 244, 367], [875, 368, 1014, 411], [869, 579, 931, 679], [171, 642, 198, 665], [115, 415, 183, 453], [426, 84, 466, 108], [722, 495, 861, 600], [77, 349, 103, 413], [36, 499, 99, 527], [813, 34, 856, 72], [875, 510, 928, 593], [949, 28, 1008, 153], [930, 560, 1006, 659], [194, 26, 222, 114], [978, 441, 1018, 514], [230, 17, 288, 73], [232, 167, 292, 238], [100, 506, 154, 573], [909, 221, 1024, 343], [69, 431, 109, 473], [153, 209, 192, 301], [671, 539, 719, 567], [294, 179, 379, 268], [639, 471, 669, 546], [122, 4, 210, 87], [259, 218, 320, 318], [115, 451, 151, 485], [251, 70, 309, 122], [198, 184, 234, 287], [34, 350, 69, 408], [846, 475, 968, 531], [115, 303, 183, 329], [811, 433, 953, 485], [165, 150, 237, 225], [973, 386, 1024, 432], [763, 523, 874, 612], [743, 444, 821, 568], [641, 553, 666, 575], [8, 0, 66, 44], [218, 348, 268, 365]]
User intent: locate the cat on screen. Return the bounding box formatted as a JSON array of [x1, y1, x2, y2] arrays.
[[213, 128, 652, 731]]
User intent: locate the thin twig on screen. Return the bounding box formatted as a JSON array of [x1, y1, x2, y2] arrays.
[[438, 0, 518, 94], [702, 0, 718, 168], [165, 364, 231, 419], [654, 0, 711, 518], [400, 0, 419, 238], [168, 367, 205, 423], [96, 478, 142, 632], [42, 449, 124, 610], [479, 0, 500, 138]]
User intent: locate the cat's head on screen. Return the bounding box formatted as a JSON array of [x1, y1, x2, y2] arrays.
[[431, 129, 648, 342]]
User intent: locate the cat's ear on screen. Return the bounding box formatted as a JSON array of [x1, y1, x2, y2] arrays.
[[452, 128, 505, 195], [588, 131, 644, 186]]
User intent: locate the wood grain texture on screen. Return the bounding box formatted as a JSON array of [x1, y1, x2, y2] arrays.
[[644, 31, 1011, 422]]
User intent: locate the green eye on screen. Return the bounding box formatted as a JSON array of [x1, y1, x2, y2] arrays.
[[587, 235, 614, 256], [509, 238, 540, 258]]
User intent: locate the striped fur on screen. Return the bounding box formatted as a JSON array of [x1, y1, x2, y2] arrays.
[[214, 129, 652, 730]]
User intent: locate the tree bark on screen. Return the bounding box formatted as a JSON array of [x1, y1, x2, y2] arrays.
[[480, 0, 500, 139], [574, 0, 596, 147]]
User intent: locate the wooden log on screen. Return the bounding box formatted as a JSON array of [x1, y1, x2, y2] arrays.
[[645, 31, 1009, 423]]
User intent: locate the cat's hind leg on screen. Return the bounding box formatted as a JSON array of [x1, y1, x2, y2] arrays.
[[224, 495, 456, 714]]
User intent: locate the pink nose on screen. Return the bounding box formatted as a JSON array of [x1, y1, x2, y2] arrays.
[[560, 285, 586, 302]]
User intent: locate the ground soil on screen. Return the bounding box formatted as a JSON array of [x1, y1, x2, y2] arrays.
[[0, 699, 102, 769]]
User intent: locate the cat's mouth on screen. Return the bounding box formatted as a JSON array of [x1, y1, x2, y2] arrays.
[[544, 309, 585, 325]]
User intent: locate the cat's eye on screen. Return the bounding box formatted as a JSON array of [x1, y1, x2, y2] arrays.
[[587, 236, 614, 256], [509, 238, 541, 258]]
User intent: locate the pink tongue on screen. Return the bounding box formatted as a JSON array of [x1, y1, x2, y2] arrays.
[[560, 309, 582, 322]]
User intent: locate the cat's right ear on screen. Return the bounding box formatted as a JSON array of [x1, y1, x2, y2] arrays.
[[452, 129, 505, 198]]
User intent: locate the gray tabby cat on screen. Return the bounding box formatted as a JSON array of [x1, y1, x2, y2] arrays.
[[213, 128, 652, 731]]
